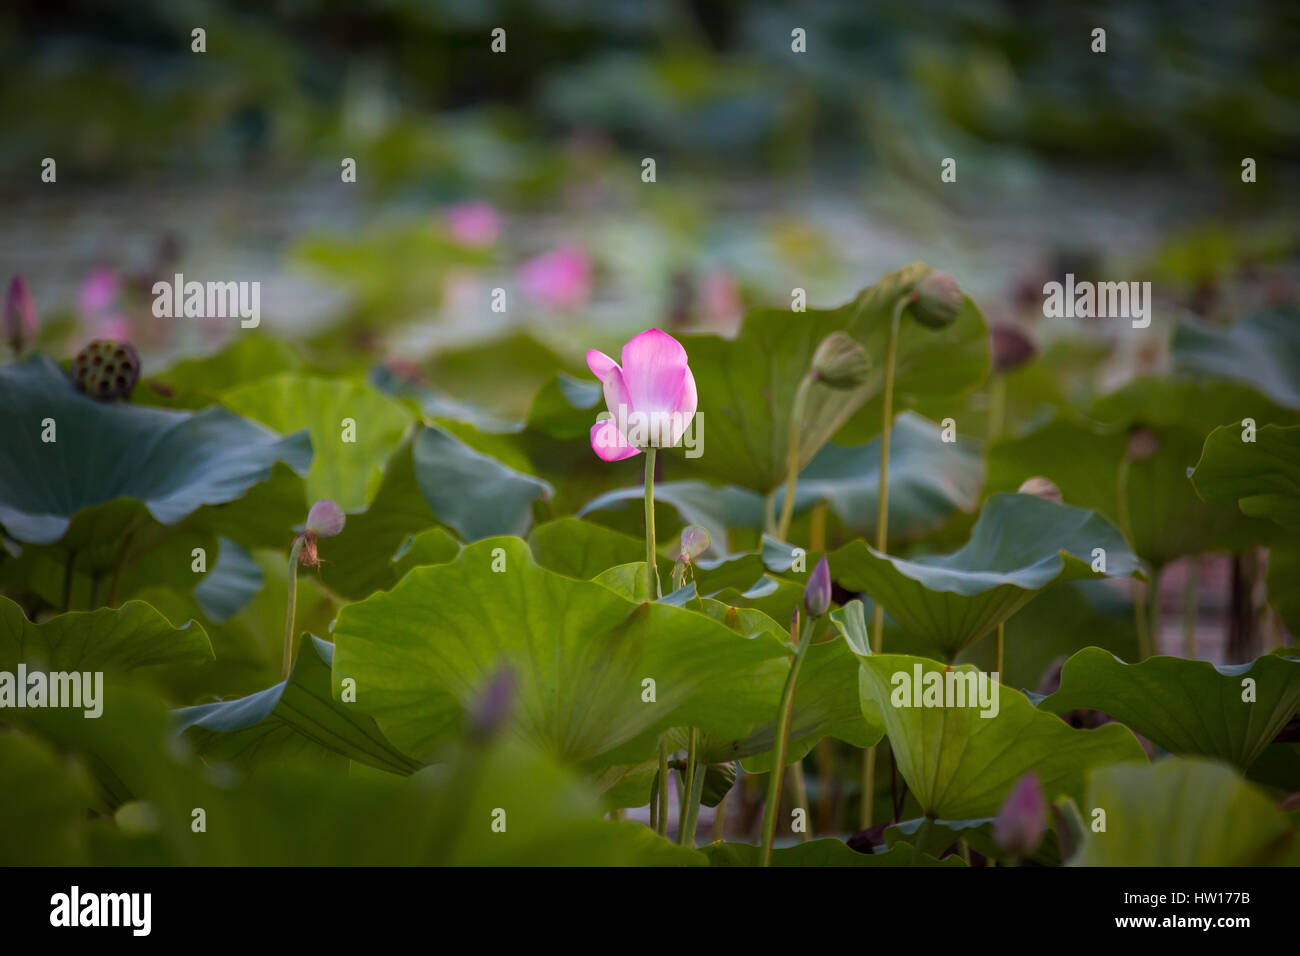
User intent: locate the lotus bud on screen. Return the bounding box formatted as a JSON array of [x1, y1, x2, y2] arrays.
[[1126, 426, 1161, 463], [990, 324, 1037, 374], [908, 271, 963, 329], [994, 772, 1047, 857], [306, 499, 346, 538], [811, 331, 870, 388], [469, 667, 517, 740], [1017, 476, 1062, 504], [679, 525, 710, 562], [70, 339, 140, 401], [804, 555, 831, 618], [4, 276, 37, 353]]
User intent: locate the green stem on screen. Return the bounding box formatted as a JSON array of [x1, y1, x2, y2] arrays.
[[1182, 558, 1199, 659], [1148, 563, 1163, 658], [789, 759, 811, 842], [656, 737, 669, 837], [910, 816, 935, 865], [763, 490, 777, 536], [760, 615, 817, 866], [62, 549, 78, 612], [777, 371, 816, 541], [863, 294, 907, 830], [679, 728, 704, 847], [996, 621, 1005, 677], [282, 535, 306, 679], [987, 375, 1006, 443], [108, 532, 134, 608], [643, 448, 660, 599]]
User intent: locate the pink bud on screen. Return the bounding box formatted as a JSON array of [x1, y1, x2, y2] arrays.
[[306, 500, 346, 537], [78, 266, 119, 316], [4, 276, 37, 353], [994, 772, 1047, 856]]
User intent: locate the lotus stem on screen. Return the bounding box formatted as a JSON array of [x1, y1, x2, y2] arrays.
[[679, 727, 703, 847], [643, 447, 660, 599], [863, 294, 907, 828], [760, 614, 817, 866], [282, 534, 306, 679], [712, 792, 728, 841], [789, 759, 811, 842], [996, 621, 1005, 677], [655, 737, 669, 837], [777, 371, 816, 541], [62, 549, 78, 612]]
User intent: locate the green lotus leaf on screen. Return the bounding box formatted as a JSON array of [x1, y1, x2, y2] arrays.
[[193, 537, 263, 622], [1040, 647, 1300, 769], [526, 372, 604, 440], [703, 838, 963, 867], [681, 263, 988, 493], [1267, 544, 1300, 637], [530, 518, 671, 581], [832, 493, 1140, 659], [134, 335, 305, 410], [172, 635, 424, 775], [221, 372, 410, 513], [1073, 758, 1298, 866], [884, 815, 1062, 866], [0, 734, 94, 865], [7, 683, 700, 866], [1172, 306, 1300, 411], [0, 355, 311, 546], [855, 654, 1147, 819], [330, 538, 791, 770], [412, 424, 552, 540], [989, 380, 1292, 564], [776, 412, 983, 541], [1191, 422, 1300, 529], [579, 481, 763, 557], [0, 595, 213, 677], [958, 579, 1140, 692]]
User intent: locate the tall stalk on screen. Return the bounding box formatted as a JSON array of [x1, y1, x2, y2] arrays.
[[863, 294, 908, 828], [282, 535, 306, 679], [643, 448, 660, 599], [760, 614, 817, 866], [777, 371, 816, 541]]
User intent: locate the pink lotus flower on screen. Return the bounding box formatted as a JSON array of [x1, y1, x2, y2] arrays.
[[586, 328, 697, 461], [78, 266, 119, 316], [518, 244, 591, 311], [445, 201, 502, 247]]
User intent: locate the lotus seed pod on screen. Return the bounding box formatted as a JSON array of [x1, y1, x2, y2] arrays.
[[908, 271, 963, 329], [990, 324, 1037, 374], [4, 276, 37, 353], [994, 772, 1047, 857], [70, 339, 140, 401], [306, 499, 346, 538], [803, 555, 832, 618], [1017, 476, 1062, 504], [811, 331, 870, 388]]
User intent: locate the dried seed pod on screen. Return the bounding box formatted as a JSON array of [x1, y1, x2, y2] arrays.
[[70, 339, 140, 401]]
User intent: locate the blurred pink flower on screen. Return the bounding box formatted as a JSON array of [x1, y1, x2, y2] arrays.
[[78, 266, 119, 316], [702, 269, 742, 324], [93, 314, 132, 342], [445, 201, 502, 247], [4, 276, 38, 352], [518, 244, 591, 311], [586, 328, 697, 462]]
